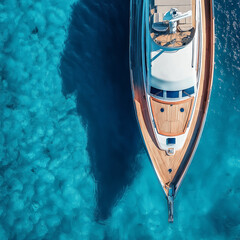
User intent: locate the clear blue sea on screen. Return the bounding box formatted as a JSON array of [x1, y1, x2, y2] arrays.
[[0, 0, 239, 239]]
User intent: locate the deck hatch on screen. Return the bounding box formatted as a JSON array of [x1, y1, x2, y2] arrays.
[[167, 138, 176, 145]]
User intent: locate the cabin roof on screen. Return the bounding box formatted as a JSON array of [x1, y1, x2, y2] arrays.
[[150, 42, 196, 91]]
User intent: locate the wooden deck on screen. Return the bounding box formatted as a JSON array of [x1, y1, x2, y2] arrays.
[[150, 97, 194, 136], [152, 28, 195, 47], [130, 0, 215, 196]]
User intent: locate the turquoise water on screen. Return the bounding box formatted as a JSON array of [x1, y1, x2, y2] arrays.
[[0, 0, 240, 239]]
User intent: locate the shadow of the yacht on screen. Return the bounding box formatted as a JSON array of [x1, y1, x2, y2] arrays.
[[60, 0, 142, 220]]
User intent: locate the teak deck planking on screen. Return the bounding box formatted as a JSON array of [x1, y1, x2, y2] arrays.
[[150, 97, 194, 136]]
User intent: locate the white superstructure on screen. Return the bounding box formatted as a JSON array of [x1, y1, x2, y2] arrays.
[[143, 0, 202, 155]]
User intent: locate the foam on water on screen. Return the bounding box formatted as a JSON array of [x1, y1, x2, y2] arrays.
[[0, 0, 240, 239]]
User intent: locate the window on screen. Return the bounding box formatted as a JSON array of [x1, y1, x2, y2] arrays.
[[167, 91, 179, 98], [182, 86, 195, 97], [150, 87, 163, 97]]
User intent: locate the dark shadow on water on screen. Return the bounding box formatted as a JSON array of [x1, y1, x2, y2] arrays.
[[60, 0, 143, 220]]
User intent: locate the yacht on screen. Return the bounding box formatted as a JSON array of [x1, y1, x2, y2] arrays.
[[129, 0, 215, 222]]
